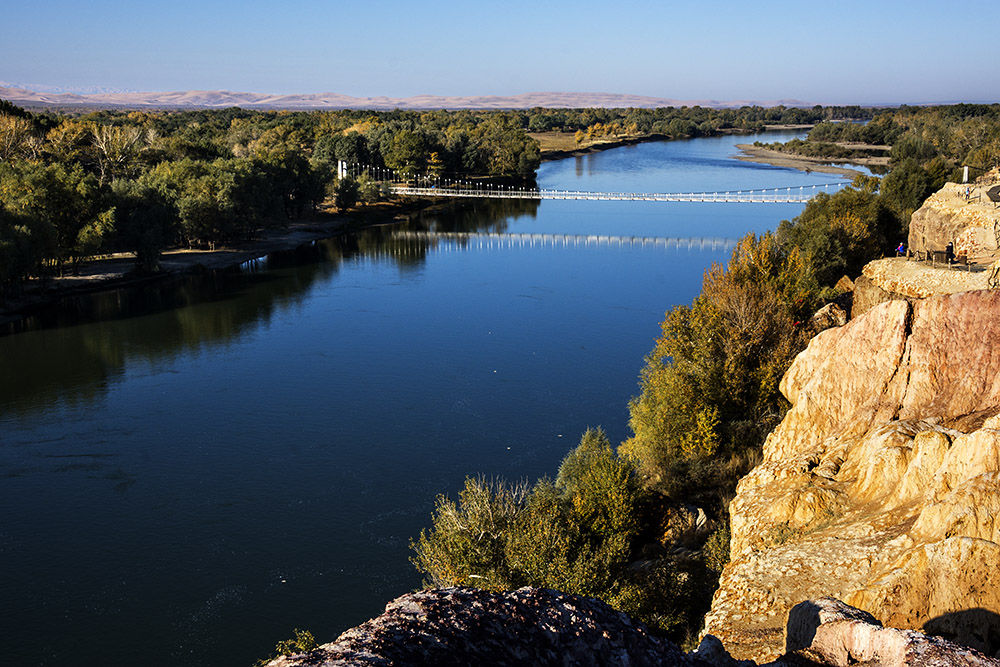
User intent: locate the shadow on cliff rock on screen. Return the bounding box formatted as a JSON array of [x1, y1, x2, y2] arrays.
[[925, 608, 1000, 658]]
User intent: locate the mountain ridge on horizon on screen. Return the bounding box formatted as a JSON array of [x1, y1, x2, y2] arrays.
[[0, 84, 815, 110]]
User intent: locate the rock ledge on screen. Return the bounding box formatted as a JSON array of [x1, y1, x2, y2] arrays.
[[266, 589, 999, 666]]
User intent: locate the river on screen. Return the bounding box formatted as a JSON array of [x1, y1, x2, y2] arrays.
[[0, 130, 852, 666]]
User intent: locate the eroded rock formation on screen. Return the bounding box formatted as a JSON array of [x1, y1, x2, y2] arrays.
[[908, 172, 1000, 257], [852, 258, 987, 320], [704, 290, 1000, 662]]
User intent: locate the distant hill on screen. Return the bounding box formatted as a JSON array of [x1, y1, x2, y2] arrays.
[[0, 85, 813, 110]]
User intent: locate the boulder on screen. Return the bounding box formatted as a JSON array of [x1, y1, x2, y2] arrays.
[[781, 597, 1000, 667], [264, 590, 999, 667], [908, 179, 1000, 257], [809, 302, 847, 332], [265, 587, 690, 666]]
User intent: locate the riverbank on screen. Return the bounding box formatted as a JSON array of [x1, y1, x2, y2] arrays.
[[535, 124, 819, 163], [734, 143, 883, 176], [0, 197, 449, 328], [533, 132, 670, 162]]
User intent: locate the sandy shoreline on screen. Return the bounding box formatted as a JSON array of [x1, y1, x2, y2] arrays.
[[538, 134, 668, 162], [734, 143, 886, 177], [538, 124, 820, 163]]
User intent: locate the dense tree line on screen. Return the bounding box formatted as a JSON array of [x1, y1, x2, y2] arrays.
[[412, 103, 1000, 645], [758, 104, 1000, 184], [0, 102, 546, 298], [752, 137, 888, 160], [524, 104, 873, 138]]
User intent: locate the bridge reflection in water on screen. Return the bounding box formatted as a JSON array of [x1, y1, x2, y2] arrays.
[[392, 230, 739, 252]]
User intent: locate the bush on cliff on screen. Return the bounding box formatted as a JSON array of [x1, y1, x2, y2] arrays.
[[775, 175, 899, 286], [253, 628, 317, 667], [621, 233, 820, 501], [411, 428, 707, 637]]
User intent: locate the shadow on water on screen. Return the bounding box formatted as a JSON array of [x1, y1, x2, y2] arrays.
[[0, 198, 542, 417]]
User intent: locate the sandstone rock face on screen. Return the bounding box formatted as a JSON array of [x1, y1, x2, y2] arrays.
[[704, 291, 1000, 661], [781, 598, 1000, 667], [908, 179, 1000, 257], [856, 258, 988, 310], [265, 587, 691, 666], [850, 272, 911, 318]]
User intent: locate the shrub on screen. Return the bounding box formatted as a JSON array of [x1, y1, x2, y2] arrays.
[[410, 476, 524, 591], [253, 628, 317, 666], [333, 176, 360, 210], [413, 430, 674, 628]]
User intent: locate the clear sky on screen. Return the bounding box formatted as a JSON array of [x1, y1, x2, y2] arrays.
[[2, 0, 997, 104]]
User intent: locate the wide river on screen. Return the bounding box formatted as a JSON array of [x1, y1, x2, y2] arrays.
[[0, 131, 851, 666]]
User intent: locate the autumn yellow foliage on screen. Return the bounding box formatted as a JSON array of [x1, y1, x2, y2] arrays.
[[621, 233, 820, 492]]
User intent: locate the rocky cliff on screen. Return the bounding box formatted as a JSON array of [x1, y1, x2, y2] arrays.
[[851, 258, 988, 319], [908, 173, 1000, 257], [265, 588, 1000, 666], [704, 290, 1000, 662], [265, 587, 693, 666]]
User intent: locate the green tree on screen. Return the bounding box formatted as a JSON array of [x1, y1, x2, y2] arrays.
[[0, 205, 49, 295], [384, 130, 427, 176], [0, 160, 102, 269], [109, 179, 176, 273], [333, 176, 360, 210], [776, 175, 898, 286], [879, 158, 941, 223]]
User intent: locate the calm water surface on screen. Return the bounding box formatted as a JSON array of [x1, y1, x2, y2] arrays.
[[0, 131, 849, 665]]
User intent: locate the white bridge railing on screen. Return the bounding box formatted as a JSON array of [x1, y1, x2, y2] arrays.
[[389, 184, 838, 203]]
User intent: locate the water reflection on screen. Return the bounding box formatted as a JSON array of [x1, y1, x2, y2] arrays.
[[0, 198, 546, 417], [392, 230, 739, 252]]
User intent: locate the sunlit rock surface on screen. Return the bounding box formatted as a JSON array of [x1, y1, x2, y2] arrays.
[[265, 588, 1000, 666], [265, 587, 691, 666], [704, 291, 1000, 661], [782, 597, 1000, 667], [909, 174, 1000, 258]]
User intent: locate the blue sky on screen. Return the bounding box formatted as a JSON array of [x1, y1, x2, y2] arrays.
[[2, 0, 997, 104]]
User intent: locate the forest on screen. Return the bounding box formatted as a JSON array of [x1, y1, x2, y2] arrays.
[[0, 103, 544, 297]]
